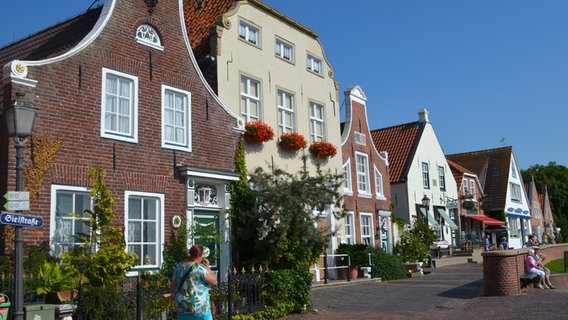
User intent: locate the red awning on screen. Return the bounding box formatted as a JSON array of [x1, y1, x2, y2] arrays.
[[468, 215, 505, 226]]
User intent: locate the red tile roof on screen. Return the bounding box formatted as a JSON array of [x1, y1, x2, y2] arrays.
[[0, 6, 102, 65], [446, 158, 472, 189], [447, 146, 513, 212], [370, 121, 424, 183], [183, 0, 234, 57]]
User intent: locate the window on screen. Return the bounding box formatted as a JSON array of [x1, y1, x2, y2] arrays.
[[510, 183, 522, 203], [344, 213, 354, 245], [511, 159, 518, 178], [307, 54, 322, 75], [356, 153, 371, 196], [422, 162, 430, 189], [101, 68, 138, 143], [470, 180, 476, 198], [360, 213, 373, 246], [343, 160, 352, 194], [239, 20, 260, 46], [277, 89, 295, 134], [162, 85, 191, 151], [374, 166, 384, 198], [438, 166, 446, 191], [240, 75, 261, 122], [309, 101, 325, 141], [51, 185, 91, 258], [135, 24, 163, 50], [463, 179, 469, 195], [125, 192, 164, 270], [275, 38, 294, 62]]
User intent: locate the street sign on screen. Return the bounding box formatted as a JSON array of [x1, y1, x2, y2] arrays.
[[0, 212, 43, 228], [3, 191, 30, 211]]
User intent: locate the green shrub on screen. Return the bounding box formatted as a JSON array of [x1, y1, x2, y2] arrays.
[[393, 220, 436, 263], [336, 243, 372, 267], [263, 264, 312, 314], [370, 248, 407, 280], [79, 286, 128, 320]]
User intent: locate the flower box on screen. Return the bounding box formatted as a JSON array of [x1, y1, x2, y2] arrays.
[[244, 121, 274, 144], [279, 132, 307, 151], [309, 141, 337, 158]]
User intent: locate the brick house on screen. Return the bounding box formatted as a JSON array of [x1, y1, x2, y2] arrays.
[[340, 86, 393, 253], [524, 175, 557, 244], [0, 0, 243, 277]]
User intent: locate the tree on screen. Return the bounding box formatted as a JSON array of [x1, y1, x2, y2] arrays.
[[63, 167, 136, 287], [522, 162, 568, 242], [393, 220, 437, 263], [231, 153, 345, 270]]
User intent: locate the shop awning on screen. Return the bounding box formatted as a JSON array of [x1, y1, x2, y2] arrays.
[[468, 215, 505, 226], [420, 207, 440, 229], [437, 208, 458, 230]]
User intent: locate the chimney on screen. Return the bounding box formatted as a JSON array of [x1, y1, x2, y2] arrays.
[[418, 108, 429, 123]]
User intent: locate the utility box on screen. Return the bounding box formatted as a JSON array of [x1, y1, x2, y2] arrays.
[[24, 304, 55, 320], [55, 304, 74, 320]]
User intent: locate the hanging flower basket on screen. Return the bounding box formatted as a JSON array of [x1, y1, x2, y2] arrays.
[[244, 121, 274, 144], [279, 132, 307, 151], [309, 141, 337, 158]]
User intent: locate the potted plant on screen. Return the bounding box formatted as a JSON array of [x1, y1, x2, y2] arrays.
[[244, 121, 274, 144], [279, 132, 307, 151], [36, 260, 79, 303], [309, 141, 337, 158], [336, 243, 371, 279]]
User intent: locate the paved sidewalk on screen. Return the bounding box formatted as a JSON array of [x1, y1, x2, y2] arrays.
[[283, 262, 568, 320]]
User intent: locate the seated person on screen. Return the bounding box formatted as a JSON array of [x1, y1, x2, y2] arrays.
[[527, 234, 538, 247], [534, 247, 555, 289], [525, 248, 547, 289], [498, 237, 508, 250]]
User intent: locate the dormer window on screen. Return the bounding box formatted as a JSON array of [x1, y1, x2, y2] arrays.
[[136, 24, 163, 51]]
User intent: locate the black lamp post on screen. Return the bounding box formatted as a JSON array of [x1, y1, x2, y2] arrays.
[[421, 194, 430, 223], [5, 92, 38, 320]]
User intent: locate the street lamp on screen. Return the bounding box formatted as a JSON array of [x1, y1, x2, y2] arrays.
[[5, 92, 38, 320]]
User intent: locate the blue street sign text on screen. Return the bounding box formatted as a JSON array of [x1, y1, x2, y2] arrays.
[[0, 212, 43, 228]]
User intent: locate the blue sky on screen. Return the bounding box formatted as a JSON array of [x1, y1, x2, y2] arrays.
[[2, 1, 567, 169]]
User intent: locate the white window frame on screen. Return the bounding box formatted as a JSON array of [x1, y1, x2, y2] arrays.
[[360, 213, 374, 246], [135, 24, 163, 51], [510, 182, 522, 203], [470, 180, 476, 198], [356, 152, 371, 197], [277, 89, 295, 134], [307, 53, 322, 75], [422, 162, 430, 189], [275, 38, 294, 62], [162, 85, 191, 152], [374, 165, 385, 199], [239, 20, 260, 46], [240, 75, 261, 122], [101, 68, 138, 143], [50, 185, 92, 258], [309, 101, 325, 141], [344, 212, 355, 245], [343, 160, 353, 195], [438, 166, 446, 191], [125, 191, 165, 274], [463, 179, 469, 195]]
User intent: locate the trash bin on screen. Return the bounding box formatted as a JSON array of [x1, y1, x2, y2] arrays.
[[564, 251, 568, 272], [24, 304, 55, 320], [55, 304, 74, 320], [0, 294, 10, 320]]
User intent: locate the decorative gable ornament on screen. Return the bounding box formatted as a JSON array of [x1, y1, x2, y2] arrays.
[[145, 0, 159, 13]]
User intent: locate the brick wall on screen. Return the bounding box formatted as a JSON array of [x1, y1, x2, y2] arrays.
[[483, 244, 568, 296]]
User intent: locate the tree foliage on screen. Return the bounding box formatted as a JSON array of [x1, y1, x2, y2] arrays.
[[231, 153, 345, 270], [393, 220, 437, 263], [522, 162, 568, 242], [63, 167, 136, 287]]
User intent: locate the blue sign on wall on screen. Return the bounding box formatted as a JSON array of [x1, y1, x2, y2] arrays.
[[0, 212, 43, 228]]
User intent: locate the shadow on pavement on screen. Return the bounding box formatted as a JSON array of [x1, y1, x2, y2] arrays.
[[437, 279, 484, 299]]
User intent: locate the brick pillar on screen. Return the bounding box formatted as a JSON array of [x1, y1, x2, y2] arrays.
[[482, 250, 524, 296]]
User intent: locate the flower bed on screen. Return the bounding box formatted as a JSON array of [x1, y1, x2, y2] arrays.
[[244, 121, 274, 144], [279, 132, 307, 151], [309, 141, 337, 158]]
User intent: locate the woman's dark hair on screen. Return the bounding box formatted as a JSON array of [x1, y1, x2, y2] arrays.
[[186, 244, 204, 260]]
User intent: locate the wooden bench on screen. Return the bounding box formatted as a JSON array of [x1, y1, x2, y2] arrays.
[[520, 273, 538, 288]]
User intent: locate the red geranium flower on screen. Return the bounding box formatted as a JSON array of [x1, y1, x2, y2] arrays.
[[244, 121, 274, 144], [309, 141, 337, 158], [279, 132, 307, 151]]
